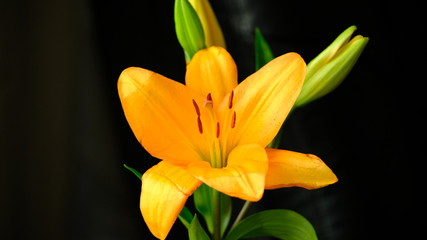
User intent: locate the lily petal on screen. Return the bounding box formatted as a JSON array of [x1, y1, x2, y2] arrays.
[[118, 67, 209, 165], [265, 148, 338, 190], [220, 53, 306, 150], [188, 144, 268, 201], [186, 46, 237, 106], [141, 161, 202, 239]]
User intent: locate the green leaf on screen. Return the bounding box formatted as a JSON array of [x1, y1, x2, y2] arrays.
[[123, 164, 142, 179], [225, 209, 318, 240], [188, 215, 211, 240], [193, 184, 232, 236], [194, 184, 214, 232], [178, 206, 194, 229], [255, 28, 274, 70]]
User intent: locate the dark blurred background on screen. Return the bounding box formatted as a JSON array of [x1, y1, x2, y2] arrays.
[[1, 0, 424, 239]]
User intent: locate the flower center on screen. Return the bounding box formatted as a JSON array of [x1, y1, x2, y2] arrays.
[[191, 91, 237, 168]]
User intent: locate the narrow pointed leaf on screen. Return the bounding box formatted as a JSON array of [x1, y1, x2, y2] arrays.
[[255, 28, 274, 70], [193, 184, 213, 232], [178, 206, 193, 229], [123, 164, 142, 179], [225, 209, 317, 240], [188, 215, 211, 240]]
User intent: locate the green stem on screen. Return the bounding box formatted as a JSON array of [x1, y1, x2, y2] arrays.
[[231, 200, 252, 229], [212, 188, 221, 240]]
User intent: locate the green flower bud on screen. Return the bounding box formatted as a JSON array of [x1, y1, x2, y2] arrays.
[[189, 0, 226, 48], [295, 25, 369, 107], [174, 0, 206, 62]]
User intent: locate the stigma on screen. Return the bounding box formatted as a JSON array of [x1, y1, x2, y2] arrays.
[[203, 93, 213, 107]]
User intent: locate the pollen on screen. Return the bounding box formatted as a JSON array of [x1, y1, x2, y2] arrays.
[[231, 111, 236, 128], [228, 90, 234, 109], [197, 117, 203, 134], [192, 99, 200, 116]]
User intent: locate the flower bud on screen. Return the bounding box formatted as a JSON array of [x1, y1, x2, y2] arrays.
[[295, 25, 369, 107], [174, 0, 206, 62], [188, 0, 226, 48]]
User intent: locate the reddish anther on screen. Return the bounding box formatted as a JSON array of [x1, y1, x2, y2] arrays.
[[197, 117, 203, 134], [192, 99, 200, 116], [207, 93, 213, 102], [231, 111, 236, 128], [228, 91, 234, 109]]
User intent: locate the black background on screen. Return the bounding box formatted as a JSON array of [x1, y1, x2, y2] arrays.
[[1, 0, 424, 239]]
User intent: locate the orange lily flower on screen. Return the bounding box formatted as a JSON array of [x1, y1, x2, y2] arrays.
[[118, 46, 337, 239]]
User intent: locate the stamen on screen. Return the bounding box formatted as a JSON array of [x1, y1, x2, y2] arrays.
[[204, 93, 213, 107], [197, 117, 203, 134], [231, 111, 236, 128], [192, 99, 200, 116], [216, 122, 220, 138], [228, 90, 234, 109]]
